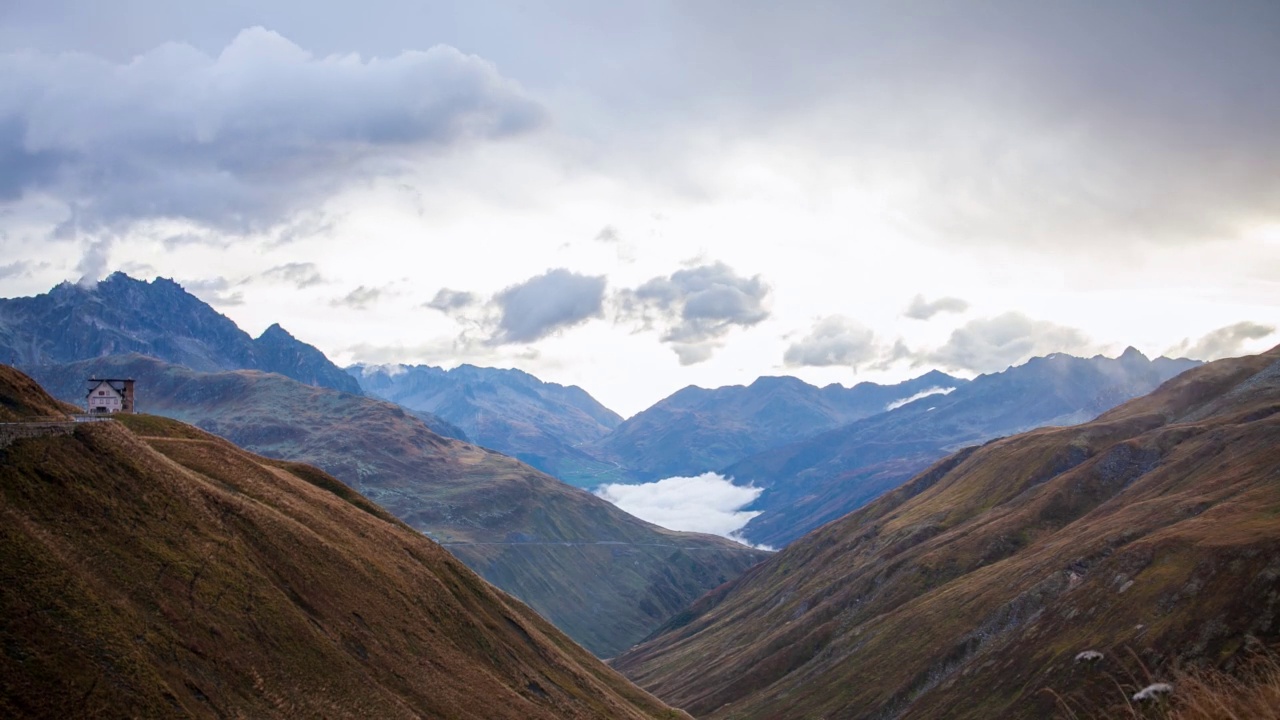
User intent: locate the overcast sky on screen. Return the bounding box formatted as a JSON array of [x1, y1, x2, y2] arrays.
[[2, 0, 1278, 416]]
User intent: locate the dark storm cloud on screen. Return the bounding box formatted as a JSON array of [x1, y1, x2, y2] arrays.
[[783, 316, 878, 369], [0, 26, 544, 232], [1167, 322, 1275, 361], [617, 262, 770, 365], [492, 269, 606, 344], [904, 294, 969, 321], [922, 312, 1094, 374]]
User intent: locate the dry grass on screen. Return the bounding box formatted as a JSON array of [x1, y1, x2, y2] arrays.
[[26, 354, 769, 658], [1051, 649, 1280, 720], [1, 365, 688, 719]]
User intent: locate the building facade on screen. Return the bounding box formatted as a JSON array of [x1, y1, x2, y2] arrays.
[[86, 379, 135, 414]]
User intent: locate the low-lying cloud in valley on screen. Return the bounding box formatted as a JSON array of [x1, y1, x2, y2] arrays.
[[885, 386, 956, 411], [594, 473, 767, 547]]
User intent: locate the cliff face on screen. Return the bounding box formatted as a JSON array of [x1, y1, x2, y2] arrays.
[[0, 364, 685, 719], [614, 346, 1280, 720]]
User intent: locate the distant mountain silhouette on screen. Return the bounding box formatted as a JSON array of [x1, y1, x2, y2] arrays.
[[590, 370, 966, 481], [352, 363, 624, 486], [0, 272, 360, 395], [725, 348, 1201, 547]]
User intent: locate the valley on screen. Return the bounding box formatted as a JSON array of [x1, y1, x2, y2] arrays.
[[3, 8, 1278, 718], [1, 275, 1275, 719], [612, 346, 1280, 718]]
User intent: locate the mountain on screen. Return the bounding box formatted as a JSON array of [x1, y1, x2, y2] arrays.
[[0, 365, 684, 719], [590, 370, 966, 481], [250, 322, 365, 396], [613, 346, 1280, 719], [27, 355, 769, 658], [352, 363, 626, 486], [0, 273, 361, 395], [726, 348, 1201, 547]]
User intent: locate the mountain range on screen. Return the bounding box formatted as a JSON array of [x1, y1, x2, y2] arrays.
[[0, 364, 683, 719], [352, 363, 625, 486], [613, 344, 1280, 719], [25, 354, 768, 658], [587, 370, 966, 481], [0, 273, 361, 395], [726, 348, 1200, 547]]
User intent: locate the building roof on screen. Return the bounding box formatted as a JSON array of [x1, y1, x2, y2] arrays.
[[86, 378, 134, 397]]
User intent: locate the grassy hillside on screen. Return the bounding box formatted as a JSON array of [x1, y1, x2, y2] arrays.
[[0, 366, 685, 719], [614, 346, 1280, 719], [26, 355, 768, 657]]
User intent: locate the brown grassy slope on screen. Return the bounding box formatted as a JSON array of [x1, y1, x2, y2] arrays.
[[0, 371, 685, 719], [26, 355, 768, 658], [613, 345, 1280, 719], [0, 365, 75, 420]]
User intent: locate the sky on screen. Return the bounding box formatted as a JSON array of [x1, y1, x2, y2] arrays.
[[1, 0, 1278, 417]]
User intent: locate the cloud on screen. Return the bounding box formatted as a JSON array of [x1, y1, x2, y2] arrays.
[[425, 288, 479, 315], [0, 27, 544, 232], [260, 262, 324, 288], [594, 225, 620, 243], [885, 386, 956, 412], [0, 260, 34, 279], [923, 312, 1094, 374], [904, 294, 970, 320], [330, 285, 386, 310], [594, 472, 766, 546], [1167, 321, 1276, 361], [74, 237, 113, 286], [618, 262, 770, 364], [161, 232, 230, 250], [182, 276, 244, 306], [491, 268, 606, 343], [783, 315, 878, 369]]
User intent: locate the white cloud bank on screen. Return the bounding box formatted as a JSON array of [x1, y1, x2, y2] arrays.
[[594, 472, 767, 547]]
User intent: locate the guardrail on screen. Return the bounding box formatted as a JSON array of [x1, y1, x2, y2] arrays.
[[0, 414, 117, 447]]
